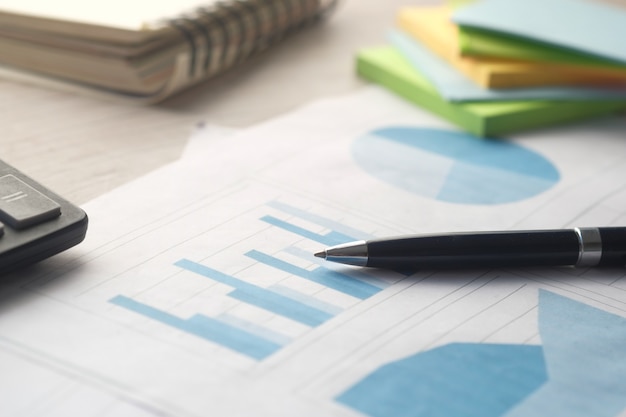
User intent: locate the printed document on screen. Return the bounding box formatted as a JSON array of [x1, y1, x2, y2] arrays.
[[2, 87, 626, 417]]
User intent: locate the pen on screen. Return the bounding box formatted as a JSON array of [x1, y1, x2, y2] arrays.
[[314, 227, 626, 269]]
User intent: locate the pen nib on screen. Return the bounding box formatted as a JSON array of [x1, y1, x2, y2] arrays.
[[314, 251, 326, 259]]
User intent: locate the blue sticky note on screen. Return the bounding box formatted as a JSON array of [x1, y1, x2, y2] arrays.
[[452, 0, 626, 65], [389, 29, 626, 102]]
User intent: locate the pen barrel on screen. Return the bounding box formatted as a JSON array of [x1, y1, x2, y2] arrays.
[[598, 227, 626, 266], [366, 230, 581, 269]]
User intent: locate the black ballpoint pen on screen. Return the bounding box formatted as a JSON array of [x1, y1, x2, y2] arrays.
[[314, 227, 626, 269]]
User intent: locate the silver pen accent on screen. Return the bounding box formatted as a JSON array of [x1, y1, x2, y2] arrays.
[[574, 227, 603, 267], [314, 240, 368, 266]]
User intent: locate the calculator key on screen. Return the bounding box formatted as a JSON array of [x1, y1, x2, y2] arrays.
[[0, 174, 61, 229]]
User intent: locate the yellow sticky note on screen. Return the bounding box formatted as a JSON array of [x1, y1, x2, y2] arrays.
[[397, 6, 626, 88]]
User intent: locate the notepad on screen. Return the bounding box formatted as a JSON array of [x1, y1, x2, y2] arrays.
[[452, 0, 626, 65], [0, 0, 338, 102], [356, 46, 626, 137], [397, 5, 626, 88]]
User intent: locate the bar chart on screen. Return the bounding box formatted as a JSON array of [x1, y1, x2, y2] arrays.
[[109, 201, 395, 360]]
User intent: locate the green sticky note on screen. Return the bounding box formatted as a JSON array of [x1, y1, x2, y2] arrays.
[[355, 46, 626, 137], [458, 27, 626, 69], [453, 0, 626, 66]]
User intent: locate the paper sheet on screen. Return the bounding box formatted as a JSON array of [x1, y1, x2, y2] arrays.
[[181, 123, 238, 159], [2, 87, 626, 417]]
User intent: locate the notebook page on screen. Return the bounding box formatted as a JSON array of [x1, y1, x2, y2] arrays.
[[0, 0, 220, 31]]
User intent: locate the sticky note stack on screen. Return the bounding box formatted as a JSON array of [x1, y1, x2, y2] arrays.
[[356, 0, 626, 137]]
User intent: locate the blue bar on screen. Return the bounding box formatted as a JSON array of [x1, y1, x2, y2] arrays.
[[266, 201, 371, 240], [228, 289, 332, 326], [260, 215, 353, 246], [175, 259, 334, 326], [109, 295, 281, 360], [216, 313, 292, 346], [245, 250, 382, 300], [269, 284, 343, 315]]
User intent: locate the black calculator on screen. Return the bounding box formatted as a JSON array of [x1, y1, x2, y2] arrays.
[[0, 160, 88, 275]]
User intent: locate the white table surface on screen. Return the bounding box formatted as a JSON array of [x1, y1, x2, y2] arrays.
[[0, 0, 437, 205]]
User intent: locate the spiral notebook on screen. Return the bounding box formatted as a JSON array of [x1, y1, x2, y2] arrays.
[[0, 0, 338, 102]]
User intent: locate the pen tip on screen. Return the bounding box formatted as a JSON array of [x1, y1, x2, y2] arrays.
[[314, 251, 325, 259]]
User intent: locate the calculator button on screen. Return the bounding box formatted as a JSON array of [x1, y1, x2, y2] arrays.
[[0, 174, 61, 229]]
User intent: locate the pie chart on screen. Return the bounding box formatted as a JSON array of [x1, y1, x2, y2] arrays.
[[352, 127, 559, 205]]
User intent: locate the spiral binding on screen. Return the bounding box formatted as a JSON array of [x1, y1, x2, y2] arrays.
[[165, 0, 338, 93]]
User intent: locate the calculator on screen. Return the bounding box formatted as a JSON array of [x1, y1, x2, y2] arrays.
[[0, 160, 88, 275]]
